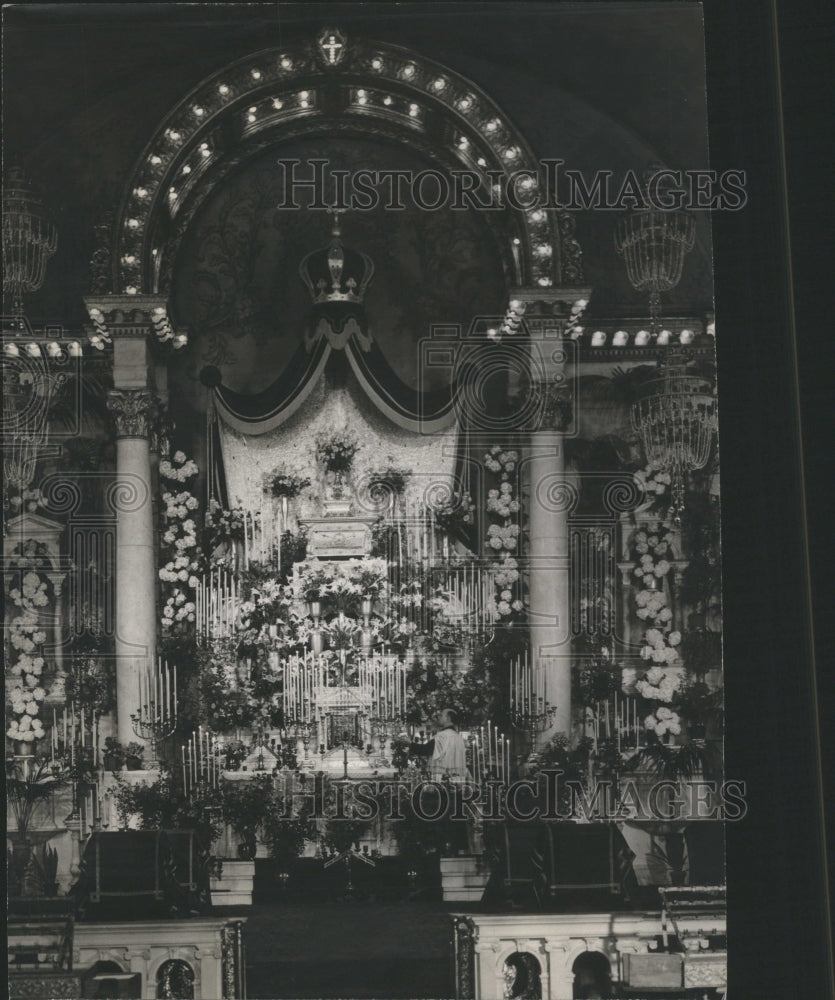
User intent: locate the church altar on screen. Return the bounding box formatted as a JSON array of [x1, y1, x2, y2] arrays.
[[3, 15, 728, 1000]]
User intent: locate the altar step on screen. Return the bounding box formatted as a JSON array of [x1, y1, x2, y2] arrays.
[[440, 856, 490, 903], [210, 860, 255, 907]]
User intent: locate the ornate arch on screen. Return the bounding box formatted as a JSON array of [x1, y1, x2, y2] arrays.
[[112, 29, 583, 298]]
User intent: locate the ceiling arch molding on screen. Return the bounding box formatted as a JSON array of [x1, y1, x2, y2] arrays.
[[112, 29, 584, 299]]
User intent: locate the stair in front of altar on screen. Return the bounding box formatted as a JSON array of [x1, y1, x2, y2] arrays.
[[440, 856, 490, 903]]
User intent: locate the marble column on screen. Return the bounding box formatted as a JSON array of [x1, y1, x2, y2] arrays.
[[527, 378, 573, 741], [106, 388, 157, 746], [512, 286, 590, 746]]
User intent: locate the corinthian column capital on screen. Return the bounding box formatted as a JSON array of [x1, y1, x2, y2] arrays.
[[106, 388, 156, 439]]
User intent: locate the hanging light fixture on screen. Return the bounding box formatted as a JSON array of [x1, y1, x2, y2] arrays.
[[2, 167, 61, 496], [616, 167, 711, 520], [631, 349, 717, 523], [614, 169, 695, 333], [3, 167, 58, 317]]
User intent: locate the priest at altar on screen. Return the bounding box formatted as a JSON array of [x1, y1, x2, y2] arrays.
[[407, 709, 468, 783]]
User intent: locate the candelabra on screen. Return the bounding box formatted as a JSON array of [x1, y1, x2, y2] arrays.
[[132, 658, 178, 765], [131, 708, 177, 767], [511, 698, 557, 740]]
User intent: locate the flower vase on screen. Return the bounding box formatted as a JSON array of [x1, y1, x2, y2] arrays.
[[310, 600, 322, 620], [332, 470, 345, 500], [312, 631, 324, 656]]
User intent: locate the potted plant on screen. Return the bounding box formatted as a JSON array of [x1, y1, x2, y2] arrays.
[[6, 756, 65, 897], [221, 777, 273, 860], [265, 468, 311, 501], [316, 432, 359, 502], [300, 568, 329, 616], [102, 737, 145, 772]]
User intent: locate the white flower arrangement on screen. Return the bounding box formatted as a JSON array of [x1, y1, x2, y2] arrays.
[[5, 545, 51, 743], [158, 451, 202, 631], [483, 445, 523, 621]]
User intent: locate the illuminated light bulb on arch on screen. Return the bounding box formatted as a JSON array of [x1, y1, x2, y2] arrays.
[[122, 254, 137, 266], [167, 130, 181, 142], [512, 237, 521, 246], [150, 155, 162, 166], [272, 98, 283, 110], [125, 286, 138, 296], [706, 321, 715, 337], [218, 84, 230, 95], [485, 119, 499, 133], [127, 218, 140, 230], [477, 157, 486, 167], [371, 57, 383, 70], [383, 96, 392, 106], [251, 69, 261, 80], [519, 176, 535, 191], [535, 244, 552, 258], [458, 137, 469, 150], [529, 209, 545, 223], [509, 299, 523, 313], [432, 77, 446, 91], [403, 64, 416, 79], [486, 327, 499, 340], [612, 330, 629, 346], [504, 147, 518, 161], [408, 104, 419, 117], [182, 164, 192, 175], [134, 187, 148, 199], [193, 106, 205, 117], [280, 57, 292, 70], [537, 276, 553, 287], [634, 329, 651, 345], [680, 328, 695, 344], [657, 329, 672, 345], [591, 331, 607, 347], [200, 144, 210, 157]]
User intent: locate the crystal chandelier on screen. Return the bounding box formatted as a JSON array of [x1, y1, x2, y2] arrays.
[[615, 194, 695, 332], [2, 167, 60, 495], [3, 167, 58, 316], [2, 350, 58, 492], [631, 350, 717, 522]]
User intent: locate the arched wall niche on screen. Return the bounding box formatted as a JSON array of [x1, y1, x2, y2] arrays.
[[112, 30, 584, 299]]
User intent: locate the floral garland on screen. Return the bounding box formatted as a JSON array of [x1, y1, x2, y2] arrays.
[[431, 490, 475, 534], [633, 462, 672, 506], [6, 541, 51, 745], [7, 486, 46, 515], [623, 525, 683, 736], [483, 446, 523, 622], [204, 498, 257, 566], [158, 451, 201, 632]]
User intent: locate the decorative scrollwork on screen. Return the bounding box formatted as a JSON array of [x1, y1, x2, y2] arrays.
[[455, 917, 476, 1000]]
